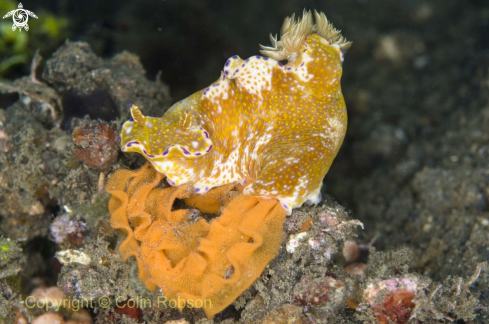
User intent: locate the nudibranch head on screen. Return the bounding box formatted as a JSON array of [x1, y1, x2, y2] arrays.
[[121, 105, 212, 183]]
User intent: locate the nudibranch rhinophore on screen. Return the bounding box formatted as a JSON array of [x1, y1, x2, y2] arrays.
[[120, 10, 351, 214]]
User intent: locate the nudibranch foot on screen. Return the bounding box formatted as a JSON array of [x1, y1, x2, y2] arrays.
[[305, 189, 322, 206]]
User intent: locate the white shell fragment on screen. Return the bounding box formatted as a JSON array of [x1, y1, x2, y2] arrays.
[[286, 232, 308, 253], [55, 249, 91, 265]]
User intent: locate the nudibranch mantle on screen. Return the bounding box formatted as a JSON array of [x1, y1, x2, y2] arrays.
[[120, 10, 351, 214]]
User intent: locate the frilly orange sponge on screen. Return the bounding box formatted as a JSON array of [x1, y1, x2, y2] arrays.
[[107, 9, 350, 318], [119, 10, 350, 215], [107, 163, 287, 318]]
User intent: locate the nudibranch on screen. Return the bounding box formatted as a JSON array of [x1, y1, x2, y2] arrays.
[[120, 10, 351, 214]]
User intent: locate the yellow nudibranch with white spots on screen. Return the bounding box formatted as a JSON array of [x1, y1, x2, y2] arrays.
[[120, 10, 351, 215]]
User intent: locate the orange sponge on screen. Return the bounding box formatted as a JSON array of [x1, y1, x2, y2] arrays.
[[106, 163, 286, 318], [183, 182, 238, 214]]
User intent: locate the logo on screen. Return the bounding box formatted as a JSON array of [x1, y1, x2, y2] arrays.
[[2, 3, 38, 32]]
